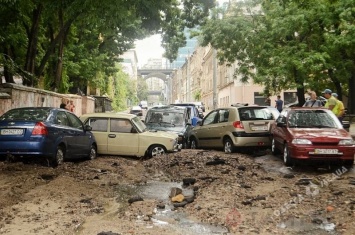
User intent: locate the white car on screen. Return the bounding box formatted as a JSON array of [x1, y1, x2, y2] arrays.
[[80, 112, 181, 158]]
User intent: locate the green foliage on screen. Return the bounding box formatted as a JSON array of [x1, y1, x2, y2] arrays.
[[137, 76, 149, 101], [197, 0, 355, 108], [194, 90, 201, 101]]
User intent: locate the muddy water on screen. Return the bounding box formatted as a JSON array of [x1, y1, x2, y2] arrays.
[[138, 181, 229, 235]]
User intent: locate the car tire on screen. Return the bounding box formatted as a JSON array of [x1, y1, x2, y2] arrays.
[[190, 138, 198, 149], [87, 144, 97, 160], [271, 138, 280, 155], [52, 146, 65, 167], [148, 145, 166, 158], [283, 144, 293, 166], [224, 137, 235, 153]]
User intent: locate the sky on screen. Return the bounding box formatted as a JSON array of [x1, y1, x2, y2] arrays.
[[134, 34, 164, 68], [133, 0, 229, 67]]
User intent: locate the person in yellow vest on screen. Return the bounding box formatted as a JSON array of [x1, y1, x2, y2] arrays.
[[322, 89, 339, 116], [332, 93, 345, 122]]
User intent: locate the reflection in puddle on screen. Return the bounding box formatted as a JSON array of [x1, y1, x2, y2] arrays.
[[278, 217, 337, 235], [138, 181, 229, 235]]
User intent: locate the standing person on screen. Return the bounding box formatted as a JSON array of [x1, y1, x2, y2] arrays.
[[275, 95, 283, 112], [322, 89, 339, 116], [332, 93, 345, 122], [303, 91, 323, 107]]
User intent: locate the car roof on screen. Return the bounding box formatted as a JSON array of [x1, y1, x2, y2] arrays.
[[172, 103, 197, 107], [80, 112, 136, 119]]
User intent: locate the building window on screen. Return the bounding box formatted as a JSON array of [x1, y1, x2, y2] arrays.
[[254, 92, 265, 106], [284, 92, 297, 105]]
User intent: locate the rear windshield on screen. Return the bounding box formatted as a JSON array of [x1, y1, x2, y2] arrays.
[[239, 108, 273, 121], [0, 108, 50, 121]]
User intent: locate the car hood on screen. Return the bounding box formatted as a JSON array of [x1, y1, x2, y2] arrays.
[[146, 125, 185, 134], [143, 130, 178, 139], [289, 128, 350, 139]]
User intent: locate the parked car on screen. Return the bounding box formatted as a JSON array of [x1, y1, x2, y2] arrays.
[[0, 107, 97, 166], [189, 106, 275, 153], [171, 103, 203, 125], [271, 107, 355, 166], [190, 101, 205, 112], [130, 105, 143, 116], [80, 112, 181, 158], [139, 100, 148, 109], [145, 105, 192, 148]]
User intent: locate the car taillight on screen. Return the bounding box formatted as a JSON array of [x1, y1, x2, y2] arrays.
[[233, 121, 244, 129], [32, 122, 48, 135]]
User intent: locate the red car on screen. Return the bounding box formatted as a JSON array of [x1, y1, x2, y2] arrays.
[[271, 107, 355, 166]]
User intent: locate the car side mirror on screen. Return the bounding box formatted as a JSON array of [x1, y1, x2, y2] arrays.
[[84, 125, 92, 131], [137, 113, 143, 116], [196, 120, 202, 126], [131, 127, 138, 133], [277, 122, 287, 127], [199, 113, 204, 119]]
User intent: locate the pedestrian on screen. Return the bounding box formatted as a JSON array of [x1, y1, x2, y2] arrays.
[[60, 103, 67, 109], [303, 91, 323, 107], [265, 96, 271, 106], [332, 93, 345, 122], [322, 89, 339, 116], [275, 95, 283, 112], [68, 100, 75, 112]]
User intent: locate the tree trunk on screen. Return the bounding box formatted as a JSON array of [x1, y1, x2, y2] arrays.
[[36, 18, 75, 80], [328, 69, 343, 101], [54, 7, 66, 91], [2, 47, 15, 83], [24, 4, 43, 87], [293, 67, 306, 106]]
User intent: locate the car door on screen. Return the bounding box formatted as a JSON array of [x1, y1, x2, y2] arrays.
[[195, 110, 219, 147], [273, 111, 288, 150], [214, 109, 230, 147], [84, 117, 109, 154], [107, 118, 139, 155], [54, 111, 77, 157], [66, 112, 91, 158]]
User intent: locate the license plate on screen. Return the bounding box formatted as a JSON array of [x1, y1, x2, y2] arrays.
[[251, 126, 268, 131], [0, 129, 24, 135], [314, 149, 338, 154]]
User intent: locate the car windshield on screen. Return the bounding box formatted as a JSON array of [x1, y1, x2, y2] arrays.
[[0, 108, 50, 121], [132, 116, 147, 132], [146, 110, 185, 127], [287, 110, 340, 128]]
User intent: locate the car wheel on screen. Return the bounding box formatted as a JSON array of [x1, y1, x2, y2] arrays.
[[52, 146, 65, 167], [283, 144, 293, 166], [224, 138, 235, 153], [271, 138, 280, 155], [87, 144, 97, 160], [148, 145, 166, 158], [190, 138, 198, 149]]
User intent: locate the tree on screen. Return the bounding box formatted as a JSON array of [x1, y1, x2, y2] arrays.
[[197, 0, 355, 109], [0, 0, 215, 93]]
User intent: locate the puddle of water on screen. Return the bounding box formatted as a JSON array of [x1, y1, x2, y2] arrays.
[[278, 217, 338, 234], [138, 181, 229, 235]]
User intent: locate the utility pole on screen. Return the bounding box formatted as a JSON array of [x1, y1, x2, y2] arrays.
[[212, 48, 218, 109]]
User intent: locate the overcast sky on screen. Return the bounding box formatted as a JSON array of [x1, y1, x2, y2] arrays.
[[133, 0, 229, 67]]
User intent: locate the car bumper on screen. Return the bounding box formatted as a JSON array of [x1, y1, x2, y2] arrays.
[[0, 141, 53, 156], [288, 145, 355, 161], [232, 135, 272, 147]]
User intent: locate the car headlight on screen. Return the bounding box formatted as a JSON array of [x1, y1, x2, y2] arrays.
[[339, 139, 355, 145], [292, 139, 312, 145]]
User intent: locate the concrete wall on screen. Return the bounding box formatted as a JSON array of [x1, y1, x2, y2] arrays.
[[0, 83, 95, 116]]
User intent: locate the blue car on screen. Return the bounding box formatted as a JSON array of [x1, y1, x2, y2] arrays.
[[0, 107, 97, 166]]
